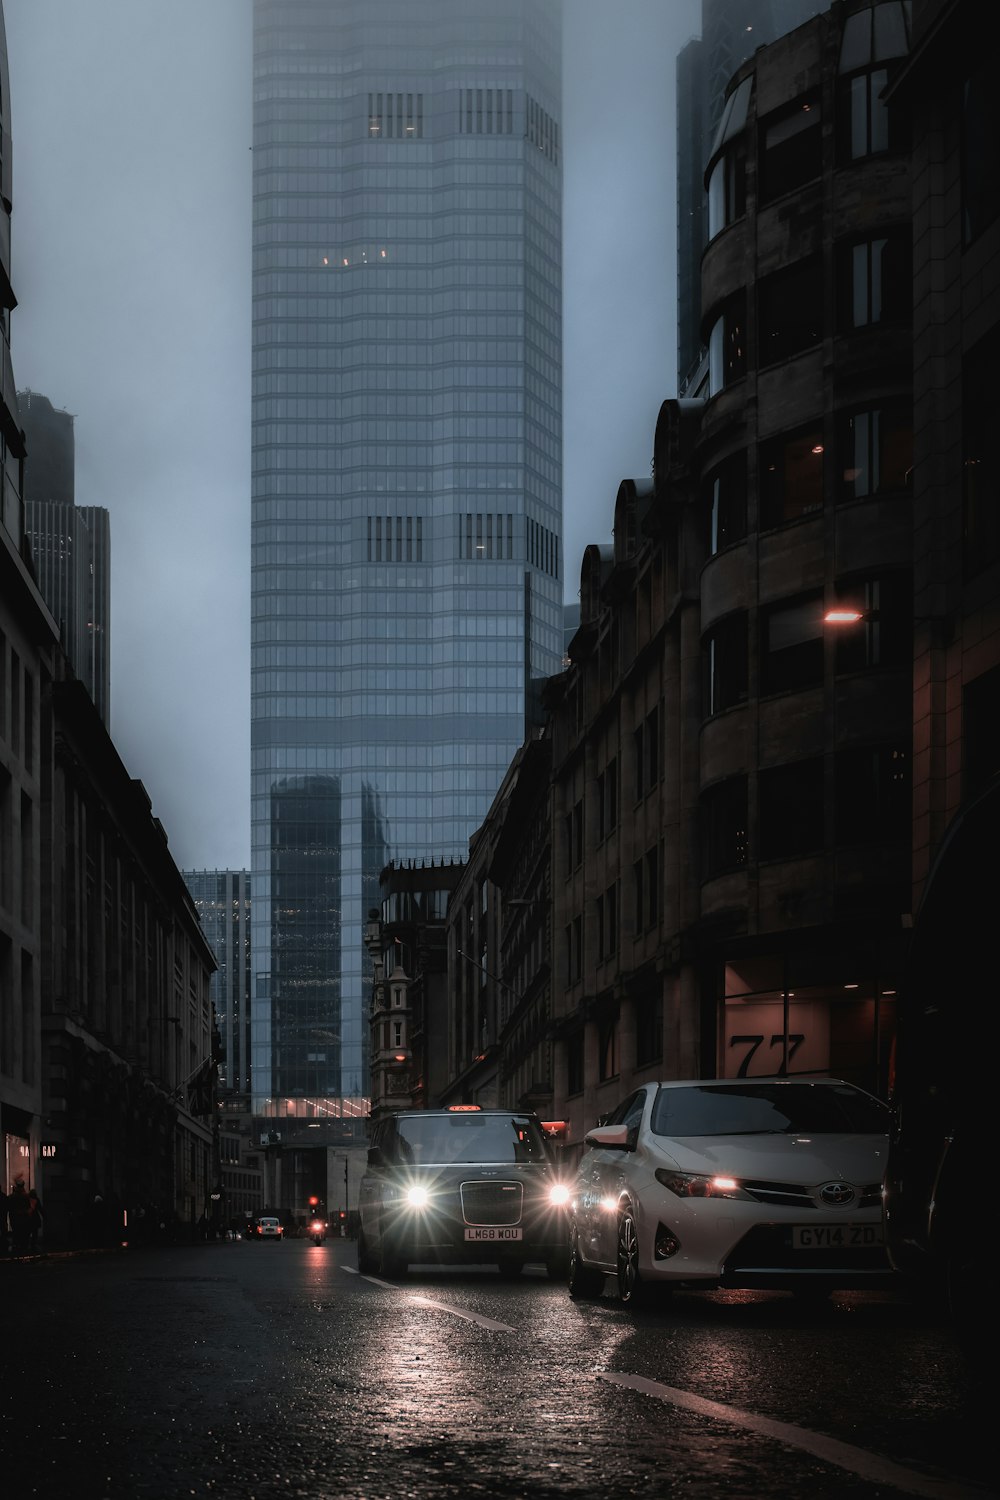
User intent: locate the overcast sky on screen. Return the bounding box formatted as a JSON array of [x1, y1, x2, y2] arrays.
[[4, 0, 699, 872]]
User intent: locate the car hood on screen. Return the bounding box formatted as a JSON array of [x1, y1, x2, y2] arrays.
[[648, 1133, 887, 1184]]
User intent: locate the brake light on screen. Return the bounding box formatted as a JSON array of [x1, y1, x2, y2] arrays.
[[448, 1104, 481, 1112]]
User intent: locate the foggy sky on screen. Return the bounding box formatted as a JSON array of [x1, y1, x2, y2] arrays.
[[4, 0, 699, 871]]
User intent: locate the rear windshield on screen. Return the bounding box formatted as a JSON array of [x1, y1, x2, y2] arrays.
[[650, 1082, 889, 1137], [391, 1114, 547, 1165]]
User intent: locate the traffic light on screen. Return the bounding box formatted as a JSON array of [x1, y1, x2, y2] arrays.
[[308, 1194, 325, 1220]]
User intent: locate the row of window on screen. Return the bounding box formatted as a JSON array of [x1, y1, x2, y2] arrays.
[[705, 404, 913, 550], [367, 514, 424, 562], [708, 270, 912, 394], [566, 841, 668, 976], [703, 575, 911, 714], [368, 91, 424, 140], [701, 745, 910, 879], [708, 65, 908, 244]]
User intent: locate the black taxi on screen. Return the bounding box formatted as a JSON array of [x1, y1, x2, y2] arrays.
[[357, 1107, 569, 1279]]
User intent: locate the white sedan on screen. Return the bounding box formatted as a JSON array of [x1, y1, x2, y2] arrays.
[[568, 1077, 891, 1305]]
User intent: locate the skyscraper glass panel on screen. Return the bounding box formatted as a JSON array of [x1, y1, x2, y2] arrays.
[[251, 0, 563, 1123]]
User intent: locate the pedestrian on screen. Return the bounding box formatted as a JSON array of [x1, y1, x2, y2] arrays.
[[8, 1177, 31, 1255], [26, 1188, 44, 1252]]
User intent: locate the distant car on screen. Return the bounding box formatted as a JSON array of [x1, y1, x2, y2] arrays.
[[357, 1107, 570, 1278], [568, 1077, 891, 1305], [253, 1216, 283, 1241]]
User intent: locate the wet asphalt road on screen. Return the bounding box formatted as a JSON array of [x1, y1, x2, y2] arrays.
[[2, 1238, 993, 1500]]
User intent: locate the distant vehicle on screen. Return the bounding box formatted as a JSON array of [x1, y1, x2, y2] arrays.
[[357, 1106, 570, 1279], [883, 776, 999, 1359], [568, 1077, 891, 1305], [307, 1220, 327, 1245], [253, 1216, 283, 1241]]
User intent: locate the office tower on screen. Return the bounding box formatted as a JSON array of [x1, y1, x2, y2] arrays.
[[251, 0, 563, 1129], [183, 870, 252, 1100], [676, 0, 829, 389], [18, 390, 111, 723]]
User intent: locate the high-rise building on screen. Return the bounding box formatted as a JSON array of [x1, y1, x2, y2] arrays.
[[250, 0, 563, 1130], [675, 0, 830, 390], [182, 870, 252, 1100], [18, 390, 111, 723]]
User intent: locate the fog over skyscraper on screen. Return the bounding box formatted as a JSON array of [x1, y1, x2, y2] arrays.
[[251, 0, 563, 1125]]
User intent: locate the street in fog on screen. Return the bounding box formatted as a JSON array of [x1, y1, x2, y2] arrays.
[[3, 1240, 992, 1500]]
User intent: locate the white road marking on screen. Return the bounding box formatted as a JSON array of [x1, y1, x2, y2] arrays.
[[407, 1295, 516, 1332], [343, 1266, 516, 1327], [342, 1266, 397, 1289], [601, 1373, 992, 1500]]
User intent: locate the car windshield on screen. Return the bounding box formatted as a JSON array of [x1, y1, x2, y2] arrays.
[[650, 1082, 889, 1137], [393, 1114, 547, 1165]]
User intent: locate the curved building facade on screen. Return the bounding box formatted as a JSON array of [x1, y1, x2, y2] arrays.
[[250, 1, 563, 1126]]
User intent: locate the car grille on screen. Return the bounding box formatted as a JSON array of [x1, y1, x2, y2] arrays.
[[741, 1180, 883, 1210], [460, 1179, 523, 1226]]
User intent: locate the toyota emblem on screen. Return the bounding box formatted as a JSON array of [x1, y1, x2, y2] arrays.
[[819, 1181, 856, 1206]]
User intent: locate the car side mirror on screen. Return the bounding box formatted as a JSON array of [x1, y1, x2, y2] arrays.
[[584, 1123, 631, 1151], [367, 1145, 387, 1168]]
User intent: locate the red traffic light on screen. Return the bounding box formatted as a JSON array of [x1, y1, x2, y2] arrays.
[[308, 1195, 319, 1207]]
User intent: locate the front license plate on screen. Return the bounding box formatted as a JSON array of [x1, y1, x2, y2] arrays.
[[464, 1227, 523, 1241], [792, 1224, 884, 1248]]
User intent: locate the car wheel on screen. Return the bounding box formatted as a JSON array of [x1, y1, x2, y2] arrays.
[[616, 1208, 644, 1305], [357, 1226, 376, 1274], [379, 1239, 407, 1278], [567, 1227, 604, 1299], [545, 1250, 568, 1280]]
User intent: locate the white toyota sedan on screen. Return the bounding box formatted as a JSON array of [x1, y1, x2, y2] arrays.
[[568, 1077, 891, 1305]]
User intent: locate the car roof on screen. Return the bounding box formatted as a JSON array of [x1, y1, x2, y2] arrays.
[[650, 1077, 860, 1089]]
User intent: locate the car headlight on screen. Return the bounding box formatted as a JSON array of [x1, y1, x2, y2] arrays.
[[405, 1185, 430, 1209], [548, 1183, 570, 1208], [655, 1168, 753, 1200]]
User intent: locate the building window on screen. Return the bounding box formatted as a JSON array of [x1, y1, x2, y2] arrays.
[[707, 74, 752, 239], [832, 574, 912, 673], [759, 758, 825, 859], [645, 706, 660, 790], [705, 453, 747, 555], [633, 721, 645, 802], [598, 1015, 619, 1083], [566, 1030, 584, 1095], [565, 915, 583, 985], [645, 846, 659, 932], [838, 404, 912, 502], [757, 258, 822, 365], [632, 858, 644, 936], [963, 335, 1000, 578], [597, 756, 618, 841], [707, 140, 747, 240], [836, 234, 911, 331], [760, 595, 824, 696], [758, 96, 821, 203], [700, 776, 748, 880], [963, 65, 1000, 244], [702, 611, 748, 717], [708, 293, 746, 396], [835, 745, 910, 845], [760, 426, 824, 529], [634, 990, 663, 1068]]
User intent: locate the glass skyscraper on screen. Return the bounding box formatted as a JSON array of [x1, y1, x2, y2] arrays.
[[251, 0, 563, 1127]]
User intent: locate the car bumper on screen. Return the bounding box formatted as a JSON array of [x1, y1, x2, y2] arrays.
[[635, 1198, 891, 1288]]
